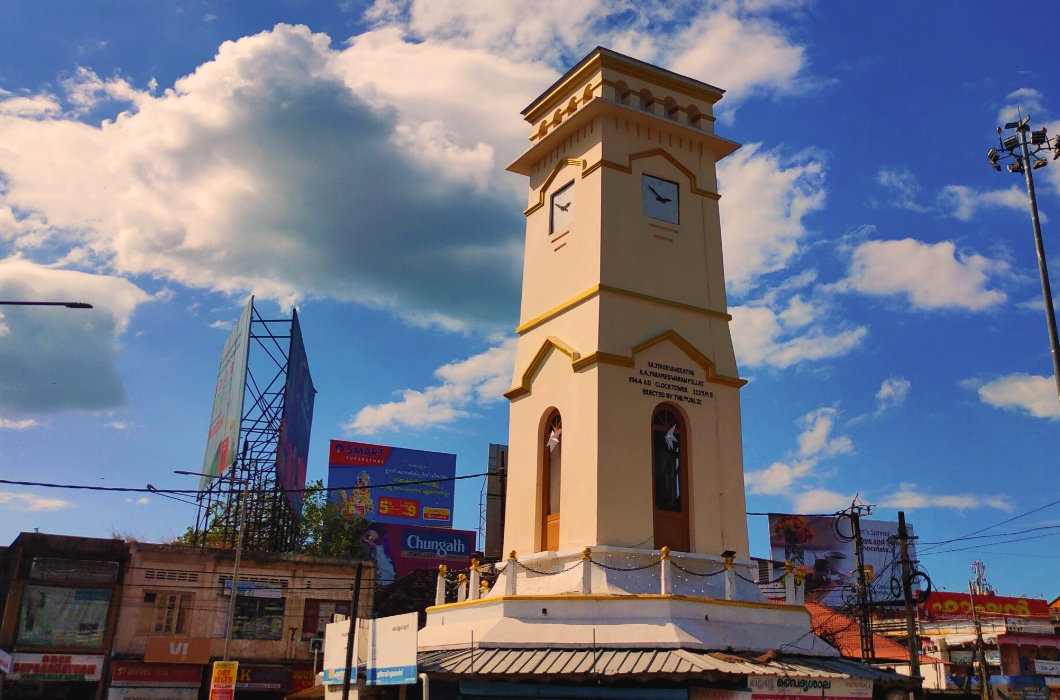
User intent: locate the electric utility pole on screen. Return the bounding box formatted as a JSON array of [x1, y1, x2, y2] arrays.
[[970, 582, 993, 700], [898, 512, 920, 681]]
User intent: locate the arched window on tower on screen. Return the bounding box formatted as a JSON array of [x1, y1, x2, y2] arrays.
[[651, 405, 690, 552], [541, 410, 562, 551]]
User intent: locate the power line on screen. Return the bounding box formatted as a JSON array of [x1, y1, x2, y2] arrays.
[[917, 497, 1060, 553]]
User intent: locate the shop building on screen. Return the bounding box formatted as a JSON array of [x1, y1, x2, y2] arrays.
[[109, 541, 373, 700], [0, 532, 129, 700]]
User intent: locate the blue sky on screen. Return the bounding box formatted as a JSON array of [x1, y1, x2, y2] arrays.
[[1, 1, 1059, 599]]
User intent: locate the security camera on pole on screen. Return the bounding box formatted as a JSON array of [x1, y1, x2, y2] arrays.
[[987, 115, 1060, 408]]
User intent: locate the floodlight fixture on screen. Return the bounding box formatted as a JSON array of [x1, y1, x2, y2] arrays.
[[1004, 134, 1021, 151], [992, 161, 1003, 171], [1033, 159, 1048, 170], [1009, 160, 1024, 173], [1032, 129, 1048, 145]]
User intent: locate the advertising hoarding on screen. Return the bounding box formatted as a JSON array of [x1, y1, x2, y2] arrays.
[[323, 618, 356, 686], [276, 309, 315, 513], [768, 514, 912, 606], [328, 440, 457, 528], [0, 648, 11, 675], [360, 523, 474, 585], [921, 592, 1050, 620], [208, 661, 238, 700], [8, 653, 104, 681], [749, 676, 872, 700], [16, 585, 112, 648], [200, 299, 253, 492], [367, 612, 418, 685], [143, 638, 212, 665]]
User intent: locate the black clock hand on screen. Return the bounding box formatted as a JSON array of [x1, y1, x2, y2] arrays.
[[648, 185, 671, 203], [556, 201, 571, 212]]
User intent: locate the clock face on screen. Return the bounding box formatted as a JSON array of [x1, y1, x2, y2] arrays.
[[642, 175, 679, 225], [550, 181, 575, 234]]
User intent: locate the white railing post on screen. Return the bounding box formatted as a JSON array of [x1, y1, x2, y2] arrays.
[[784, 561, 795, 605], [794, 570, 805, 605], [505, 551, 518, 596], [469, 559, 481, 601], [457, 573, 467, 602], [660, 546, 672, 595], [435, 565, 447, 606], [581, 547, 592, 594], [724, 554, 736, 601]]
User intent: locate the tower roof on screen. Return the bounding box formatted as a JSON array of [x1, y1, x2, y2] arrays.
[[521, 46, 726, 123]]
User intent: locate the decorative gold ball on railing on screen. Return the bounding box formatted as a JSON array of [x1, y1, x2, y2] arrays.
[[660, 546, 671, 560]]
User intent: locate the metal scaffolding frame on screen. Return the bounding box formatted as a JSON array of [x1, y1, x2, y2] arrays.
[[193, 302, 300, 552]]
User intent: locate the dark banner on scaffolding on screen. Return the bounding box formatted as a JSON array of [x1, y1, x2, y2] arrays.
[[276, 309, 315, 513], [200, 298, 253, 493]]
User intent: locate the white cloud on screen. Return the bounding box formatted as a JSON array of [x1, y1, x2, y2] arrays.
[[998, 88, 1045, 125], [937, 185, 1040, 222], [0, 258, 149, 414], [745, 407, 852, 496], [125, 497, 150, 505], [973, 373, 1060, 419], [876, 166, 931, 213], [836, 238, 1008, 311], [0, 491, 71, 511], [718, 145, 826, 297], [791, 488, 853, 514], [874, 376, 910, 416], [345, 336, 516, 433], [0, 89, 63, 118], [730, 295, 866, 369], [879, 484, 1014, 512], [209, 319, 234, 330], [0, 417, 37, 429], [105, 421, 129, 429]]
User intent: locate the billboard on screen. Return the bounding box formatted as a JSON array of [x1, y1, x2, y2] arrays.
[[16, 585, 112, 649], [367, 613, 418, 685], [768, 513, 912, 606], [360, 522, 474, 585], [328, 440, 457, 528], [276, 309, 315, 513], [200, 299, 253, 492], [921, 591, 1049, 621]]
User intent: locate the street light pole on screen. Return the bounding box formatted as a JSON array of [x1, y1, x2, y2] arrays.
[[174, 469, 249, 662], [988, 116, 1060, 408]]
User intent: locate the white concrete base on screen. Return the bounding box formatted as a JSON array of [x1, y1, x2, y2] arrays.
[[419, 594, 835, 656]]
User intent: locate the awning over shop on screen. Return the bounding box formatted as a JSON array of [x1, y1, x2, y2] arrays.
[[418, 649, 915, 686]]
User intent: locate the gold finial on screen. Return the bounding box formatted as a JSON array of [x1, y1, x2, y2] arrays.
[[508, 550, 517, 561], [480, 579, 489, 591], [660, 546, 671, 560], [471, 558, 480, 570], [438, 564, 447, 576], [582, 547, 592, 560], [794, 570, 806, 584], [458, 573, 467, 583], [784, 561, 794, 574]]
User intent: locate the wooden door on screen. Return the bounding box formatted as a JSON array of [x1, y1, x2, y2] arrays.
[[542, 412, 562, 551]]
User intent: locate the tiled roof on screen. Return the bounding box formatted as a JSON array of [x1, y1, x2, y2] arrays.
[[804, 601, 912, 662]]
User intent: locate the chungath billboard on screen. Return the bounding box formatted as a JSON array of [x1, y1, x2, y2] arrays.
[[328, 440, 456, 528], [359, 522, 474, 585], [200, 299, 253, 492], [768, 513, 913, 606], [275, 309, 315, 513]]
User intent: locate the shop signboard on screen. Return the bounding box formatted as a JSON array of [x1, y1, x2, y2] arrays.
[[8, 653, 104, 681], [16, 585, 112, 648], [222, 579, 284, 598], [0, 648, 11, 675], [111, 661, 203, 687], [1036, 660, 1060, 677], [367, 612, 418, 685], [107, 689, 199, 700], [359, 522, 474, 585], [208, 661, 238, 700], [991, 676, 1049, 700], [233, 664, 313, 691], [143, 638, 212, 664], [328, 440, 457, 528], [323, 618, 356, 685], [921, 592, 1050, 621], [749, 676, 873, 700], [692, 690, 752, 700], [768, 514, 911, 608]]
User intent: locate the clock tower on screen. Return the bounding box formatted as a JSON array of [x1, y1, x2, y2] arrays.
[[502, 47, 750, 558]]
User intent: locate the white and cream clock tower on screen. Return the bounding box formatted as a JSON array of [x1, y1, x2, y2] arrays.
[[502, 47, 751, 558]]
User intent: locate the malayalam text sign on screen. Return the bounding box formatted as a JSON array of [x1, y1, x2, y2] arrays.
[[209, 661, 238, 700], [111, 661, 203, 688], [367, 612, 418, 685], [328, 440, 456, 528], [8, 653, 104, 682], [921, 591, 1050, 620], [749, 677, 872, 700], [323, 618, 356, 686]]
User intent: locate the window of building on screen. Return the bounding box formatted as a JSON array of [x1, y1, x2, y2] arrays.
[[232, 597, 286, 640], [16, 585, 112, 649], [302, 599, 351, 640], [651, 405, 690, 552], [139, 591, 193, 635], [541, 410, 562, 551]]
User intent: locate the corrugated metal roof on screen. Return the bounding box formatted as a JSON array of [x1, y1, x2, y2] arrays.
[[418, 648, 913, 685]]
